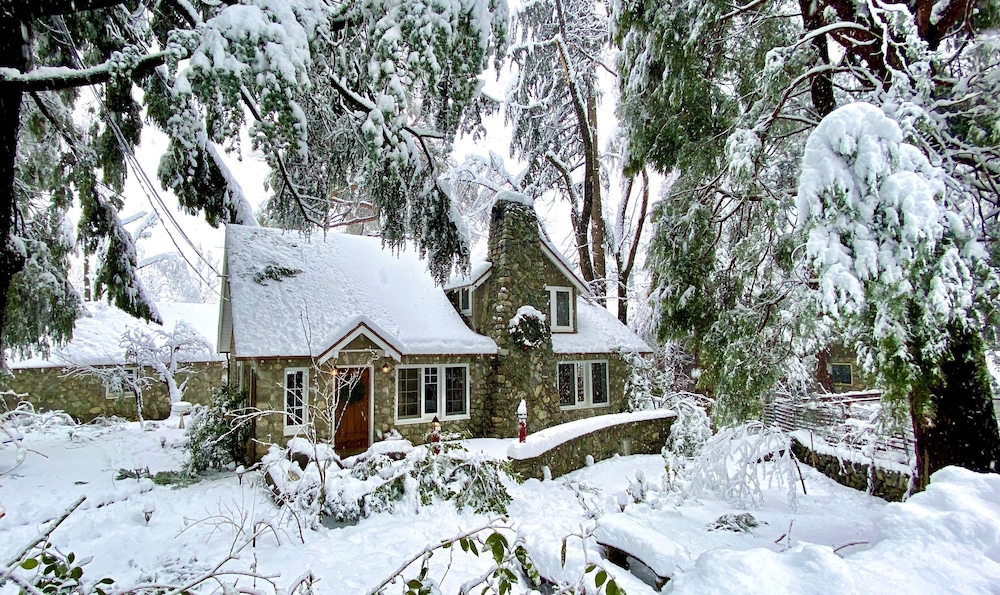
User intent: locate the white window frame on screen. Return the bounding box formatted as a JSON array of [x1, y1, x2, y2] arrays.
[[557, 360, 610, 409], [395, 364, 470, 424], [547, 286, 574, 332], [105, 366, 138, 399], [458, 287, 472, 317], [284, 367, 309, 436]]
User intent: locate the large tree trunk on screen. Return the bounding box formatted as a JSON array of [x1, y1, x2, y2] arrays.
[[587, 96, 606, 304], [909, 325, 1000, 491], [0, 12, 29, 370]]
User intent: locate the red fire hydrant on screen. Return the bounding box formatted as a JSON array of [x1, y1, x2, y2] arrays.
[[517, 399, 527, 443]]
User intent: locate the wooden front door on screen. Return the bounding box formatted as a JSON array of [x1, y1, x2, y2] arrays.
[[334, 367, 370, 454]]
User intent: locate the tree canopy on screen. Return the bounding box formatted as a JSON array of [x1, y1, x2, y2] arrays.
[[1, 0, 508, 365]]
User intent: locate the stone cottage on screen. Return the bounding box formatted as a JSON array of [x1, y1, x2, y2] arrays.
[[1, 301, 226, 421], [218, 192, 652, 458]]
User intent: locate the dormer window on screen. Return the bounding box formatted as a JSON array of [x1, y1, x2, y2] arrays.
[[459, 287, 472, 316], [547, 286, 573, 332]]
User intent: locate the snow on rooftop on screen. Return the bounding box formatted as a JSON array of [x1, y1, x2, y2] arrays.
[[442, 260, 492, 291], [11, 301, 223, 369], [508, 409, 675, 459], [552, 298, 653, 354], [224, 226, 498, 358]]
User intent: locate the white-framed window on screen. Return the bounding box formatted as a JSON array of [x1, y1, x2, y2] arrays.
[[284, 367, 309, 434], [547, 286, 574, 332], [557, 361, 609, 408], [396, 364, 469, 422], [105, 367, 138, 399], [459, 287, 472, 316]]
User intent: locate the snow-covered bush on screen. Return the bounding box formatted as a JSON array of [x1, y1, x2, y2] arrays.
[[185, 384, 251, 474], [264, 439, 515, 525], [508, 305, 550, 350], [688, 422, 800, 509], [621, 345, 694, 411]]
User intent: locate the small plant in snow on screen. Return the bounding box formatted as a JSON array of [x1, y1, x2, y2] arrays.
[[185, 384, 252, 474], [707, 512, 761, 533], [508, 305, 550, 350], [688, 422, 801, 509]]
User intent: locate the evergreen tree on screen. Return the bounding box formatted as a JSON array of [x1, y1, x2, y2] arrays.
[[615, 0, 1000, 484], [1, 0, 508, 366]]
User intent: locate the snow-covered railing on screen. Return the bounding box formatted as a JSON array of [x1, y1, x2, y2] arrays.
[[507, 410, 676, 480]]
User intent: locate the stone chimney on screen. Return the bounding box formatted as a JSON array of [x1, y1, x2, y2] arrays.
[[481, 192, 559, 436]]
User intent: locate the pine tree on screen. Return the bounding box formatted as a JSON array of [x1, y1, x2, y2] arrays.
[[615, 0, 1000, 483], [1, 0, 508, 365]]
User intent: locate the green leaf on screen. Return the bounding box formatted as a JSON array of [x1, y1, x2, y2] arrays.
[[407, 579, 423, 589], [469, 539, 479, 556], [606, 579, 621, 595], [66, 552, 75, 564], [460, 538, 469, 553], [71, 566, 83, 580], [561, 538, 568, 567], [99, 577, 115, 584], [20, 558, 38, 570], [595, 569, 607, 587]]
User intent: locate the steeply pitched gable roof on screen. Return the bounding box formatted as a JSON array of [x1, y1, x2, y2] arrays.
[[221, 226, 498, 359]]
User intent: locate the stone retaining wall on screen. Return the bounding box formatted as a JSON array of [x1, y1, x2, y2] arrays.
[[511, 414, 675, 480], [791, 437, 911, 501]]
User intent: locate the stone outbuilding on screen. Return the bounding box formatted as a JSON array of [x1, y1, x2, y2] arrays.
[[219, 192, 652, 458], [1, 301, 226, 421]]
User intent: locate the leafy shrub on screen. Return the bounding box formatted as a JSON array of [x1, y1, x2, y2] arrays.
[[185, 384, 251, 474], [264, 439, 516, 525]]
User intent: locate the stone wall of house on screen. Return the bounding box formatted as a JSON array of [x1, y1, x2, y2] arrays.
[[511, 415, 675, 480], [791, 437, 911, 502], [1, 361, 224, 422], [245, 352, 493, 459]]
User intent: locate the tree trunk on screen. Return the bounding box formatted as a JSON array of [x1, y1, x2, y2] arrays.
[[587, 96, 607, 304], [909, 325, 1000, 491], [0, 12, 29, 370]]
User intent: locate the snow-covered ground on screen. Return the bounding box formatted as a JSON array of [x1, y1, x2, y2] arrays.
[[2, 419, 998, 594]]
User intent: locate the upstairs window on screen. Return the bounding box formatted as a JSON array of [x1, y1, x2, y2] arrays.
[[547, 286, 573, 332], [284, 368, 309, 434], [459, 287, 472, 316], [558, 361, 610, 408]]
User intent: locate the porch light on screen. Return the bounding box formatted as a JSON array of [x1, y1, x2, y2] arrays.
[[331, 366, 339, 377], [381, 360, 391, 374]]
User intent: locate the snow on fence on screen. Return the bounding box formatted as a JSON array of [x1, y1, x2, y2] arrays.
[[764, 391, 918, 500], [507, 410, 676, 480]]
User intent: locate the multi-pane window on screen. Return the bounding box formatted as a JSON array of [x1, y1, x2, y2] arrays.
[[396, 365, 469, 421], [398, 368, 420, 418], [548, 287, 573, 331], [284, 368, 308, 431], [445, 367, 467, 415], [557, 361, 610, 408], [105, 367, 138, 399]]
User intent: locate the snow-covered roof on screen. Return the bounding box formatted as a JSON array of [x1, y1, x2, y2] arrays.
[[442, 260, 492, 291], [552, 298, 653, 354], [222, 226, 498, 359], [11, 301, 223, 369]]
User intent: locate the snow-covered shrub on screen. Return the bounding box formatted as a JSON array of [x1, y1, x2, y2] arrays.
[[263, 439, 515, 526], [508, 305, 550, 350], [185, 384, 251, 474], [622, 344, 694, 410], [688, 422, 800, 509]]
